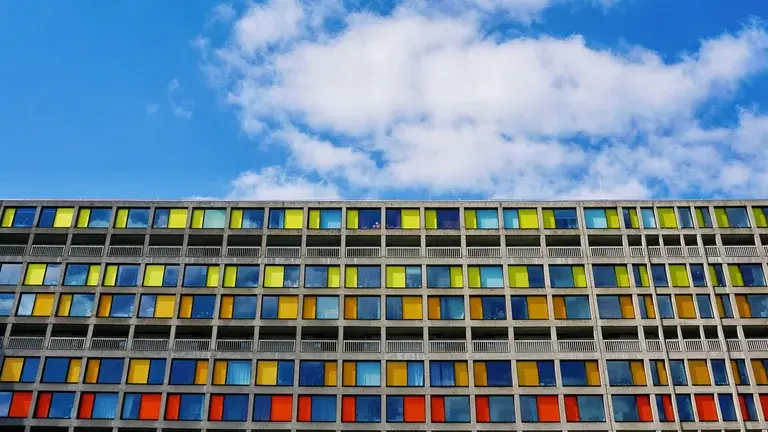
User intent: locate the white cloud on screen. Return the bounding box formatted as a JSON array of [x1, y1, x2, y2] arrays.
[[227, 166, 341, 200], [235, 0, 305, 51], [167, 78, 180, 91], [171, 100, 194, 119], [209, 3, 236, 24]]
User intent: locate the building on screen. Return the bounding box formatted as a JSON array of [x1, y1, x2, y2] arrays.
[[0, 200, 767, 432]]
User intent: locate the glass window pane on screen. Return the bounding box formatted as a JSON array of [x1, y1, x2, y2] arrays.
[[268, 209, 284, 229], [233, 296, 257, 318], [38, 208, 56, 227], [202, 209, 225, 228], [690, 264, 706, 287], [584, 209, 607, 229], [357, 297, 380, 319], [549, 266, 573, 288], [597, 296, 622, 319], [427, 267, 450, 287], [63, 264, 88, 286], [88, 209, 111, 228], [261, 297, 278, 319], [12, 207, 36, 227], [111, 295, 134, 317], [657, 295, 674, 318], [235, 266, 258, 287], [283, 266, 300, 287], [191, 296, 214, 318], [651, 265, 668, 287], [357, 267, 380, 288], [676, 395, 694, 421], [696, 295, 713, 318], [503, 209, 519, 229], [726, 207, 749, 227], [554, 209, 578, 228], [475, 209, 498, 228], [640, 208, 656, 228], [43, 264, 61, 286], [0, 264, 22, 285], [593, 266, 617, 288], [126, 209, 149, 228], [385, 209, 401, 229], [116, 265, 139, 286], [565, 296, 591, 319], [305, 266, 328, 288], [315, 296, 339, 319], [669, 360, 687, 385], [152, 209, 169, 228], [319, 209, 342, 229], [678, 208, 693, 228], [183, 266, 207, 287], [241, 209, 264, 228], [358, 209, 380, 229], [70, 294, 94, 317]]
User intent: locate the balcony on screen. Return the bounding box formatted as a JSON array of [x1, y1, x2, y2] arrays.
[[507, 246, 542, 258], [547, 246, 583, 258], [346, 247, 381, 258], [107, 245, 143, 257], [344, 340, 381, 353], [429, 340, 467, 353], [472, 340, 510, 353], [385, 247, 420, 258], [305, 247, 340, 258], [603, 340, 642, 353], [131, 338, 170, 351], [386, 340, 423, 353], [90, 337, 128, 350], [68, 245, 104, 257], [147, 245, 182, 257], [257, 339, 295, 352], [0, 244, 25, 256], [226, 246, 261, 258], [30, 245, 65, 257], [187, 246, 221, 257], [265, 246, 300, 258], [173, 339, 211, 351], [426, 247, 461, 258], [466, 247, 502, 258], [48, 337, 86, 350], [723, 245, 760, 257], [216, 339, 253, 352], [6, 336, 44, 350], [300, 340, 337, 353], [589, 246, 624, 258]]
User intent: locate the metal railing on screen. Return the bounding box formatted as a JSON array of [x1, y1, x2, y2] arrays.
[[265, 247, 301, 258], [385, 247, 420, 258], [386, 340, 423, 353], [723, 245, 760, 257], [747, 339, 768, 351], [6, 337, 44, 350], [0, 244, 25, 256], [68, 245, 104, 257], [466, 247, 502, 258], [147, 246, 182, 257], [346, 247, 381, 258], [664, 246, 684, 257], [507, 247, 543, 258], [686, 246, 702, 257], [90, 338, 128, 350], [426, 247, 461, 258], [547, 247, 583, 258], [728, 339, 743, 351], [429, 340, 466, 353], [257, 340, 295, 352], [705, 246, 720, 257], [558, 340, 597, 352], [629, 246, 645, 257], [174, 339, 211, 351], [301, 340, 337, 353], [589, 246, 625, 258], [646, 340, 662, 352], [216, 339, 253, 352], [30, 245, 65, 256], [305, 247, 340, 258], [344, 340, 381, 353], [604, 340, 641, 352], [187, 246, 221, 257], [48, 337, 86, 350], [647, 246, 663, 257], [515, 340, 553, 353], [131, 338, 170, 351], [226, 246, 261, 258], [473, 340, 510, 353], [107, 245, 143, 257]]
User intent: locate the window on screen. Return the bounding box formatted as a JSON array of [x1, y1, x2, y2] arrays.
[[0, 293, 12, 316], [678, 207, 694, 228], [716, 294, 733, 318], [731, 359, 749, 385], [611, 395, 652, 422], [386, 265, 421, 288], [255, 360, 294, 386], [668, 264, 690, 287], [152, 208, 188, 228], [632, 264, 649, 287], [23, 263, 60, 286], [0, 357, 40, 383], [469, 296, 506, 320], [709, 264, 725, 286], [753, 359, 768, 384], [655, 395, 675, 422], [103, 264, 139, 287], [560, 360, 600, 386], [127, 359, 166, 384], [735, 294, 768, 318], [510, 296, 548, 320], [385, 296, 422, 319], [622, 207, 639, 228], [519, 395, 559, 422], [344, 296, 380, 319], [657, 295, 674, 318], [677, 395, 695, 421], [212, 360, 252, 385], [208, 394, 248, 421], [426, 266, 462, 288], [346, 208, 380, 229], [142, 264, 179, 287], [694, 394, 718, 421], [427, 297, 464, 320], [386, 396, 425, 422], [341, 395, 381, 423], [305, 265, 341, 288], [38, 207, 74, 228], [42, 358, 81, 383], [430, 361, 469, 387], [517, 361, 556, 386], [638, 295, 655, 318], [297, 395, 337, 422], [267, 208, 303, 229], [651, 264, 668, 286], [34, 392, 75, 419], [669, 360, 688, 385], [84, 359, 123, 384], [76, 208, 111, 228], [178, 295, 215, 319], [464, 208, 498, 229], [656, 207, 677, 228], [308, 208, 342, 229], [715, 206, 750, 228], [299, 361, 337, 387], [508, 265, 545, 288], [385, 208, 420, 229], [673, 294, 696, 319], [0, 392, 32, 418], [115, 208, 150, 228], [252, 395, 292, 421], [753, 206, 768, 227], [229, 208, 264, 228], [431, 396, 470, 422], [263, 265, 300, 288], [696, 294, 714, 318], [425, 208, 459, 229], [182, 265, 220, 288], [592, 265, 630, 287], [729, 264, 766, 287], [121, 393, 162, 420], [739, 394, 758, 421], [165, 394, 204, 421], [190, 208, 225, 228], [690, 264, 707, 287], [386, 361, 424, 387], [138, 294, 175, 318], [543, 208, 578, 228], [564, 395, 605, 422], [0, 263, 22, 285], [597, 296, 635, 319], [302, 295, 339, 319], [78, 393, 118, 419], [345, 266, 380, 288], [553, 295, 591, 319], [473, 361, 512, 386], [342, 361, 381, 387], [696, 207, 713, 227], [96, 294, 135, 318], [63, 264, 100, 286], [16, 293, 54, 316], [549, 265, 587, 288], [607, 360, 646, 386], [169, 360, 208, 385], [503, 208, 538, 229], [1, 207, 36, 227], [223, 265, 259, 288], [584, 208, 620, 229], [640, 208, 656, 228], [261, 296, 298, 319], [468, 265, 503, 288], [219, 295, 257, 319]]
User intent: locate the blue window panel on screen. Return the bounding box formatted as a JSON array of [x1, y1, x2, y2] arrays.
[[742, 394, 758, 421], [280, 265, 299, 287], [305, 266, 329, 287], [669, 360, 687, 385], [268, 209, 285, 228], [720, 295, 733, 317], [66, 294, 93, 317], [651, 265, 668, 287], [235, 266, 259, 287], [356, 361, 381, 386], [98, 359, 124, 384], [593, 266, 617, 287], [554, 209, 578, 228], [385, 209, 401, 228], [88, 209, 112, 228], [503, 209, 520, 229], [277, 361, 294, 385], [696, 295, 713, 318], [148, 359, 166, 384], [480, 266, 503, 287], [126, 209, 149, 228], [549, 266, 574, 288], [405, 266, 421, 288], [622, 208, 634, 228], [386, 396, 404, 422], [233, 297, 257, 319], [202, 209, 226, 228], [222, 394, 248, 421], [565, 296, 591, 319], [578, 396, 605, 421], [690, 264, 707, 287], [733, 360, 749, 384], [611, 395, 637, 422], [488, 396, 515, 422], [227, 361, 252, 385], [711, 264, 726, 286], [435, 209, 460, 229], [241, 209, 264, 228], [655, 396, 671, 421], [357, 266, 380, 288], [597, 296, 622, 319], [152, 209, 169, 228], [121, 394, 140, 419], [42, 358, 69, 383], [138, 295, 156, 318], [358, 209, 381, 229], [110, 295, 135, 317], [163, 266, 179, 287], [444, 396, 470, 422], [178, 394, 204, 420], [183, 266, 208, 287], [632, 265, 646, 286], [63, 264, 88, 286], [710, 360, 728, 385], [355, 396, 381, 422], [427, 266, 450, 287], [584, 209, 608, 229], [407, 362, 425, 386], [740, 264, 766, 287], [0, 392, 10, 417], [486, 361, 513, 386], [38, 208, 56, 227], [252, 395, 271, 421], [319, 209, 342, 228], [441, 297, 464, 319], [0, 294, 13, 316], [519, 395, 538, 422], [748, 295, 768, 317], [539, 361, 556, 386], [719, 394, 737, 421], [727, 207, 750, 227], [191, 296, 215, 318], [169, 360, 196, 384], [19, 358, 39, 383], [606, 361, 632, 386], [510, 297, 528, 319], [357, 297, 380, 319], [316, 296, 339, 319], [312, 396, 337, 422], [11, 207, 36, 227], [678, 208, 694, 228], [676, 395, 694, 421], [49, 392, 75, 418], [528, 265, 545, 288], [657, 295, 674, 318], [561, 361, 587, 386], [386, 297, 402, 320], [92, 393, 118, 419], [43, 264, 61, 286], [16, 294, 34, 316], [299, 362, 325, 386], [430, 362, 456, 386], [640, 208, 656, 228], [0, 263, 21, 285], [476, 209, 498, 228], [482, 297, 506, 319], [115, 265, 139, 286]]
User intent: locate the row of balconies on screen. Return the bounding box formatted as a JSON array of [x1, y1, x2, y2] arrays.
[[3, 336, 768, 354], [2, 244, 768, 259]]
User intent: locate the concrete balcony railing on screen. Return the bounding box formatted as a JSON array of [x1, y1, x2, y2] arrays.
[[147, 245, 182, 257], [344, 340, 381, 353], [386, 340, 423, 353], [426, 247, 461, 258], [629, 246, 645, 257], [466, 247, 502, 258], [6, 336, 44, 350], [226, 246, 261, 258], [507, 247, 543, 258], [589, 246, 624, 258], [305, 247, 340, 258], [686, 246, 702, 257], [547, 247, 583, 259], [705, 246, 720, 257], [301, 340, 337, 353], [48, 337, 86, 350], [108, 245, 143, 257], [187, 246, 221, 257], [257, 340, 295, 352], [647, 246, 663, 257], [68, 245, 104, 257], [664, 246, 685, 257], [429, 340, 467, 353], [558, 340, 597, 353], [473, 340, 510, 353], [131, 338, 170, 351], [604, 340, 642, 353], [515, 340, 553, 353], [746, 339, 768, 351], [90, 337, 128, 350], [385, 247, 420, 258], [216, 339, 253, 352], [30, 245, 65, 257], [265, 246, 301, 258], [723, 245, 760, 257], [347, 247, 381, 258], [0, 244, 25, 256], [173, 339, 211, 352]]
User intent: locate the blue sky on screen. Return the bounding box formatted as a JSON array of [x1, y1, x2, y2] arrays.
[[1, 0, 767, 200]]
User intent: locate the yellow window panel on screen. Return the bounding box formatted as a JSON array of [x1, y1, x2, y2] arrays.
[[264, 266, 285, 288], [53, 208, 74, 228], [303, 296, 317, 319], [627, 208, 639, 228], [642, 296, 656, 319], [730, 361, 742, 385], [657, 208, 677, 228], [469, 297, 483, 319], [194, 361, 209, 385], [387, 266, 406, 288], [552, 297, 566, 319], [519, 209, 539, 229], [449, 267, 463, 288], [206, 266, 219, 287], [229, 209, 243, 229], [256, 361, 278, 385], [223, 266, 237, 287], [528, 297, 548, 320], [179, 296, 193, 318], [728, 265, 744, 286], [615, 266, 630, 287], [753, 208, 768, 228], [606, 208, 620, 228], [573, 266, 587, 287], [473, 362, 488, 386], [637, 266, 650, 286], [343, 362, 356, 386], [344, 297, 357, 319], [467, 267, 481, 288], [97, 295, 112, 317], [735, 295, 751, 318], [0, 208, 15, 227], [115, 209, 129, 228], [387, 362, 407, 386], [86, 265, 100, 286], [33, 294, 54, 316], [324, 362, 337, 386], [715, 208, 729, 227], [424, 209, 437, 229], [345, 266, 358, 288], [143, 265, 164, 287], [57, 294, 73, 316], [689, 360, 710, 385], [76, 208, 90, 228], [716, 296, 726, 318], [0, 358, 24, 382], [103, 265, 117, 286], [220, 296, 234, 319], [190, 209, 204, 229], [155, 296, 175, 318], [278, 296, 298, 319], [669, 265, 690, 287], [284, 209, 304, 229], [24, 263, 46, 285], [212, 360, 227, 385], [464, 209, 477, 229], [542, 209, 555, 229], [85, 359, 100, 383], [696, 208, 708, 227], [128, 359, 150, 384], [675, 295, 696, 319], [619, 296, 635, 319], [308, 209, 321, 229], [585, 361, 600, 385], [67, 359, 81, 383], [401, 209, 420, 229], [508, 266, 529, 288], [517, 361, 539, 386], [402, 296, 422, 319], [168, 209, 187, 228], [654, 361, 669, 385], [427, 297, 440, 320], [630, 361, 646, 385], [751, 360, 767, 385], [454, 362, 469, 386], [346, 209, 359, 229], [327, 266, 340, 288]]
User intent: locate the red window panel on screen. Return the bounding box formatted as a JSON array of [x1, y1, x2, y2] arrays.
[[139, 394, 162, 420], [564, 395, 579, 422], [636, 395, 652, 422], [341, 396, 356, 422], [430, 396, 445, 422], [209, 395, 224, 421], [165, 394, 180, 420], [695, 395, 718, 422], [34, 392, 52, 418], [476, 396, 490, 422], [297, 395, 312, 422], [78, 393, 95, 419], [538, 395, 560, 422], [271, 395, 292, 422], [8, 392, 32, 418], [403, 396, 426, 422]]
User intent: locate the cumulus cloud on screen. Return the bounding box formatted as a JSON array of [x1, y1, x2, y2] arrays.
[[227, 166, 341, 200]]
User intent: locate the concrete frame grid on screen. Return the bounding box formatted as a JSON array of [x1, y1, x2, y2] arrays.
[[0, 199, 766, 432]]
